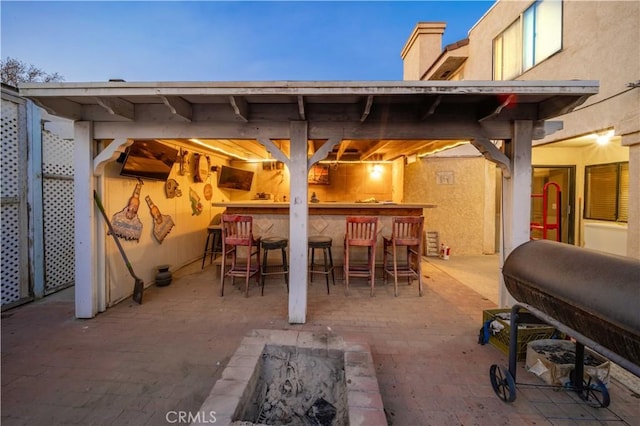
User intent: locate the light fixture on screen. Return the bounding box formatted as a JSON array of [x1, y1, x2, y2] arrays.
[[370, 164, 383, 179], [596, 130, 614, 146]]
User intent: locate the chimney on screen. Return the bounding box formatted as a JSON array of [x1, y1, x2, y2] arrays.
[[401, 22, 446, 81]]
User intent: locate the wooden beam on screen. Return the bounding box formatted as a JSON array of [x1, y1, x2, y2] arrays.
[[159, 95, 192, 122], [478, 94, 515, 122], [256, 138, 289, 165], [360, 95, 374, 122], [229, 139, 270, 159], [538, 94, 591, 120], [31, 97, 83, 120], [381, 139, 439, 160], [229, 96, 249, 122], [93, 118, 514, 141], [420, 95, 442, 120], [470, 137, 511, 178], [309, 136, 341, 168], [297, 95, 306, 120], [94, 97, 134, 121], [361, 140, 391, 160], [335, 140, 351, 161], [93, 138, 132, 176]]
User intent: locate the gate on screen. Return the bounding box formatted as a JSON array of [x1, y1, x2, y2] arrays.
[[42, 130, 75, 294], [1, 87, 75, 309]]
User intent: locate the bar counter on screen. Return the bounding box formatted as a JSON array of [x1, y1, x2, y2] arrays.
[[213, 201, 436, 264], [213, 201, 435, 216]]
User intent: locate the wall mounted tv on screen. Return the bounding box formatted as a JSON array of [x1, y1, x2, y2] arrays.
[[217, 165, 254, 191], [120, 140, 179, 182]]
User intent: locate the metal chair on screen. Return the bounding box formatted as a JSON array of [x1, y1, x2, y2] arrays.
[[344, 216, 378, 296], [220, 214, 261, 297], [383, 216, 424, 296]]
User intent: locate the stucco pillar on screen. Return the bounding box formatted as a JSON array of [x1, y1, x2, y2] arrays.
[[74, 121, 98, 318], [499, 120, 533, 307], [288, 121, 309, 323], [624, 139, 640, 259]]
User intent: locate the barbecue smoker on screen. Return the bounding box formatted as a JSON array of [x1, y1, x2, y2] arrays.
[[489, 240, 640, 407]]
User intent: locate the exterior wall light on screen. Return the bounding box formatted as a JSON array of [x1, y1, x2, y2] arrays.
[[596, 130, 614, 146]]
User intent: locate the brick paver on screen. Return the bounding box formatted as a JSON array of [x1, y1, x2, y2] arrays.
[[2, 259, 639, 425]]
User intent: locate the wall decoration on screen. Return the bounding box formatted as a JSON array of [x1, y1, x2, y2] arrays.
[[165, 178, 182, 199], [436, 171, 455, 185], [110, 180, 144, 241], [203, 183, 213, 201], [193, 153, 210, 183], [189, 187, 203, 216], [177, 148, 188, 176], [145, 195, 174, 243]]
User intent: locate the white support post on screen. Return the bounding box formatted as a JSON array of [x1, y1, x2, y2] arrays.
[[74, 121, 98, 318], [288, 121, 309, 324], [499, 120, 533, 307], [26, 101, 45, 298]]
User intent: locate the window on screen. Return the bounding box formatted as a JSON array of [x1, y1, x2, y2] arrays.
[[584, 162, 629, 222], [493, 0, 562, 80]]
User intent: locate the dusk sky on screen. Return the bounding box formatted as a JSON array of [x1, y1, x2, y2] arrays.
[[2, 1, 495, 82]]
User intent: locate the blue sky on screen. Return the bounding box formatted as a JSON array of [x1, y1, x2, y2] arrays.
[[1, 1, 494, 82]]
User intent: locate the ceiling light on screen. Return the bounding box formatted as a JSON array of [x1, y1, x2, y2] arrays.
[[370, 164, 383, 179]]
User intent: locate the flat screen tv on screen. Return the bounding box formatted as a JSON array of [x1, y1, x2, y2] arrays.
[[120, 140, 178, 182], [217, 165, 254, 191]]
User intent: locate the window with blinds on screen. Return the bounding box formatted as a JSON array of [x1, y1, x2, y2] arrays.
[[584, 162, 629, 222]]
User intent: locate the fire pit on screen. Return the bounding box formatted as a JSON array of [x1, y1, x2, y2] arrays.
[[193, 329, 386, 426]]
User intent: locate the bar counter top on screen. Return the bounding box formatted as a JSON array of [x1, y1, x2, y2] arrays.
[[213, 201, 436, 216]]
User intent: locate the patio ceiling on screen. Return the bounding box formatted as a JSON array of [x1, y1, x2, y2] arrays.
[[19, 80, 599, 162]]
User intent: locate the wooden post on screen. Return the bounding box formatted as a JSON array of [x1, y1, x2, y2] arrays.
[[499, 120, 533, 307], [74, 121, 98, 318], [288, 121, 309, 323]]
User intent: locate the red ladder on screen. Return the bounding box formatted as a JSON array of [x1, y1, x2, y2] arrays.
[[530, 182, 562, 241]]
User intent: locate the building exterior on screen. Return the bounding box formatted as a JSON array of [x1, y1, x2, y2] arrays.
[[402, 0, 639, 259]]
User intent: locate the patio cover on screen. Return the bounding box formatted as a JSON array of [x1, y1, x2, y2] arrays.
[[18, 80, 598, 322]]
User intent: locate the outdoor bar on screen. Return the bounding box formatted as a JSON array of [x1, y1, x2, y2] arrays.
[[214, 201, 436, 264], [16, 80, 600, 322]]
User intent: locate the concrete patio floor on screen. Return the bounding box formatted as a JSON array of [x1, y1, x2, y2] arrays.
[[2, 255, 639, 425]]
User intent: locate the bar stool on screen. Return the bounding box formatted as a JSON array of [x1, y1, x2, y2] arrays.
[[201, 215, 222, 269], [308, 236, 335, 294], [260, 237, 289, 295], [383, 216, 424, 296], [220, 215, 261, 297], [344, 216, 378, 296]]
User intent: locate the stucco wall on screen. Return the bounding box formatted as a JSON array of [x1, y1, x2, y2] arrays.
[[465, 0, 639, 257], [404, 155, 496, 255]]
